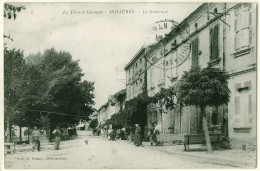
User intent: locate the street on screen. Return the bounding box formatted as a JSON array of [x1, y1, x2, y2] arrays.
[[5, 135, 236, 169]]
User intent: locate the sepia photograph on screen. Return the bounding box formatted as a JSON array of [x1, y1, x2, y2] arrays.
[[2, 1, 257, 169]]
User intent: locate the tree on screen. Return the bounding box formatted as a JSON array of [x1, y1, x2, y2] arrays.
[[25, 48, 95, 128], [4, 48, 27, 142], [178, 66, 230, 152], [4, 4, 26, 142]]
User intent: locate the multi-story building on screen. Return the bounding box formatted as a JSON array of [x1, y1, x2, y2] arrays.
[[225, 3, 256, 148], [125, 47, 147, 101], [145, 3, 256, 148], [97, 89, 127, 126]]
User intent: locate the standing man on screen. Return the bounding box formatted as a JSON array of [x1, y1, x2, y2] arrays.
[[53, 126, 61, 150], [32, 126, 41, 151], [134, 124, 142, 146]]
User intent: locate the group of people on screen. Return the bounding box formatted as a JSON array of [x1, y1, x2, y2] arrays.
[[134, 122, 161, 147], [104, 122, 161, 147], [31, 126, 61, 152]]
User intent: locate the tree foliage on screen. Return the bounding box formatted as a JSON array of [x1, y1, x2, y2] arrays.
[[89, 119, 98, 129], [4, 48, 95, 129], [4, 3, 25, 20], [151, 87, 178, 110], [178, 66, 230, 108]]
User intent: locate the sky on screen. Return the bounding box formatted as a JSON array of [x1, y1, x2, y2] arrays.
[[4, 2, 202, 109]]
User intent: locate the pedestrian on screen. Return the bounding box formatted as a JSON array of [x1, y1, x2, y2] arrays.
[[108, 126, 112, 140], [151, 122, 160, 146], [134, 124, 142, 146], [52, 126, 61, 150], [32, 126, 41, 151]]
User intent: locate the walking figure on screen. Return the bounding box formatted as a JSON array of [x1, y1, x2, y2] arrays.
[[32, 126, 41, 151], [53, 126, 61, 150]]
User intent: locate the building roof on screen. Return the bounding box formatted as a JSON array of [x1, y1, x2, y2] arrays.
[[98, 89, 126, 112], [163, 3, 208, 41], [124, 46, 146, 70]]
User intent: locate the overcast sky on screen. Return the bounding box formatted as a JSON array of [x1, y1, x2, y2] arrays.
[[4, 2, 201, 109]]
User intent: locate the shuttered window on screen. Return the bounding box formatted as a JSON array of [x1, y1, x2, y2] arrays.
[[248, 94, 252, 114], [210, 24, 219, 60], [234, 3, 252, 51], [235, 96, 240, 114], [192, 37, 199, 67]]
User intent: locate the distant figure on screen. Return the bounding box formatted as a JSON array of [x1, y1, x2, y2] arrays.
[[151, 122, 160, 146], [120, 128, 126, 140], [32, 126, 41, 151], [134, 124, 142, 146], [53, 126, 61, 150], [108, 127, 113, 140]]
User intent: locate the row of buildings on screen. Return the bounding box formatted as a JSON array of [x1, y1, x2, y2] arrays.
[[95, 3, 256, 148]]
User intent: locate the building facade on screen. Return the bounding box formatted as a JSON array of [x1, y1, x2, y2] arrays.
[[225, 3, 257, 148], [143, 3, 256, 147], [125, 47, 147, 101], [98, 89, 127, 127]]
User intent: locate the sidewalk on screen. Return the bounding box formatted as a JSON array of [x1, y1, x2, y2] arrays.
[[99, 136, 256, 168], [142, 142, 256, 168]]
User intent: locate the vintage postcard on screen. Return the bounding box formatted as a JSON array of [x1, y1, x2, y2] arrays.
[[1, 1, 257, 170]]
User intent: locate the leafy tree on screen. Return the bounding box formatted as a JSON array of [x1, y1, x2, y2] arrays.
[[178, 66, 230, 152], [4, 48, 27, 142], [25, 48, 95, 128]]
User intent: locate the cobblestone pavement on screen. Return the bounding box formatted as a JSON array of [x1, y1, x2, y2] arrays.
[[4, 135, 239, 169]]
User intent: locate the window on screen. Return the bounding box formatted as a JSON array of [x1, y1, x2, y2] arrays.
[[140, 58, 142, 64], [210, 24, 219, 60], [192, 37, 199, 67], [234, 81, 253, 128], [214, 8, 218, 13], [135, 63, 138, 68], [234, 4, 252, 52], [150, 67, 154, 87], [194, 23, 198, 30]]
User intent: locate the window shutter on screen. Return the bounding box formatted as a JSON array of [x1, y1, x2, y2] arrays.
[[249, 10, 253, 46], [235, 96, 240, 114], [248, 94, 252, 114], [213, 24, 219, 59], [234, 16, 238, 51], [249, 28, 252, 45], [249, 10, 252, 26], [191, 38, 199, 67], [210, 28, 214, 60]]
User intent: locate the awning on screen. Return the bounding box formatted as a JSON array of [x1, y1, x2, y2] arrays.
[[76, 124, 85, 127]]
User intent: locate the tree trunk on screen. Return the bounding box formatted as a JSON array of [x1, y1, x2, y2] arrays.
[[201, 106, 212, 152], [180, 103, 182, 133], [6, 116, 11, 143], [19, 126, 22, 142]]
